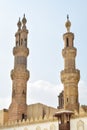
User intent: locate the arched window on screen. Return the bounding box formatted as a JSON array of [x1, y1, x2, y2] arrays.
[[22, 113, 25, 120], [24, 127, 28, 130], [50, 124, 56, 130], [67, 98, 68, 102], [66, 38, 69, 47], [16, 41, 19, 47], [36, 126, 41, 130], [24, 38, 27, 47], [44, 129, 48, 130], [77, 120, 84, 130]]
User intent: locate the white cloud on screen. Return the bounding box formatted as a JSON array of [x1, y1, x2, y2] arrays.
[[0, 80, 87, 110], [27, 80, 63, 108]]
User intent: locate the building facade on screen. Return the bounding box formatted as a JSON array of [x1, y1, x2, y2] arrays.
[[0, 15, 87, 130]]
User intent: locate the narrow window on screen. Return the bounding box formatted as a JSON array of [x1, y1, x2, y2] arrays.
[[19, 33, 20, 46], [66, 38, 69, 47], [42, 109, 46, 119], [16, 41, 18, 46], [67, 98, 68, 102], [22, 90, 26, 95], [22, 113, 25, 120], [21, 39, 23, 45], [22, 114, 27, 120], [24, 38, 27, 46]]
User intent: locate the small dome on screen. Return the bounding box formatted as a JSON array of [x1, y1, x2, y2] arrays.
[[65, 15, 71, 32]]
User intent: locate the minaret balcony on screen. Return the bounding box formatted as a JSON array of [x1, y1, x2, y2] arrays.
[[62, 47, 76, 58], [13, 46, 29, 57], [61, 69, 80, 84], [63, 32, 74, 40], [11, 69, 30, 81]]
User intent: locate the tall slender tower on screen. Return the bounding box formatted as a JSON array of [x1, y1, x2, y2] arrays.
[[61, 16, 80, 112], [9, 15, 29, 121]]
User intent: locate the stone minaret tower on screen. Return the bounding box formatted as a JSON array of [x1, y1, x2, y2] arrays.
[[9, 15, 29, 121], [61, 16, 80, 112]]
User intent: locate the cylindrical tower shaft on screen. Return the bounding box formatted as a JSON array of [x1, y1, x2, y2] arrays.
[[61, 17, 80, 112], [9, 15, 30, 121]]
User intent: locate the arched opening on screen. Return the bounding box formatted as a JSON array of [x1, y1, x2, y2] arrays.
[[67, 98, 68, 102], [22, 113, 25, 120], [66, 38, 69, 47]]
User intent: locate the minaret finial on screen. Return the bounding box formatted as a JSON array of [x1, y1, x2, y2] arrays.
[[17, 17, 21, 31], [65, 14, 71, 32], [67, 14, 69, 20], [9, 16, 29, 121], [24, 13, 25, 18], [22, 14, 27, 29]]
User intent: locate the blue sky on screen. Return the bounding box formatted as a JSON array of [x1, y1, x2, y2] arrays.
[[0, 0, 87, 109]]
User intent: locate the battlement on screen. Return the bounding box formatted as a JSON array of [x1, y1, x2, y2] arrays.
[[0, 114, 57, 128]]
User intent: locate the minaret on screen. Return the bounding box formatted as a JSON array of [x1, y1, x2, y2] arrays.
[[9, 15, 29, 121], [61, 15, 80, 112]]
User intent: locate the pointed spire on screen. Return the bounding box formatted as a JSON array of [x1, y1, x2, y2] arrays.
[[67, 14, 69, 21], [65, 15, 71, 32], [17, 17, 21, 31], [22, 14, 27, 29]]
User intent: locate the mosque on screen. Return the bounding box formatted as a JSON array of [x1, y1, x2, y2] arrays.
[[0, 15, 87, 130]]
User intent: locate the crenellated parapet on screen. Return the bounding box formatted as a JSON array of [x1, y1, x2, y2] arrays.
[[0, 115, 57, 128]]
